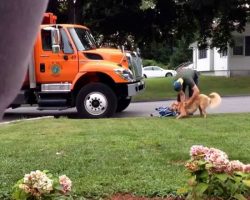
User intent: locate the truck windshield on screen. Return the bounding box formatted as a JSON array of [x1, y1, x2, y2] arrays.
[[68, 28, 97, 51]]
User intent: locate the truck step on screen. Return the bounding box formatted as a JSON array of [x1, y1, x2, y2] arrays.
[[38, 99, 67, 107], [37, 107, 69, 111]]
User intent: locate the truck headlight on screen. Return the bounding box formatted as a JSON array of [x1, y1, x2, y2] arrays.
[[114, 68, 134, 82]]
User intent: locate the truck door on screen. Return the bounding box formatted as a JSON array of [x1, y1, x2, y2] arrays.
[[36, 27, 78, 83]]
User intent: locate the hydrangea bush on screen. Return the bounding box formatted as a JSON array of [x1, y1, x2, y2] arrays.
[[12, 170, 73, 200], [178, 145, 250, 200]]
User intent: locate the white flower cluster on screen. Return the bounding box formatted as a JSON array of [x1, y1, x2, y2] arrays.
[[19, 170, 53, 197]]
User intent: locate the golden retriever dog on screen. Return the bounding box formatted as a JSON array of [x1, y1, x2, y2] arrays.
[[171, 92, 221, 119]]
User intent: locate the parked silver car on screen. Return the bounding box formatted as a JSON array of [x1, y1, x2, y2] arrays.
[[143, 66, 177, 78]]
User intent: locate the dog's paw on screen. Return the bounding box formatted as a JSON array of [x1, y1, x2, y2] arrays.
[[176, 116, 181, 119]]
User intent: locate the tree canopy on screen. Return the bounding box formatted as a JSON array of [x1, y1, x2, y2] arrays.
[[46, 0, 250, 67]]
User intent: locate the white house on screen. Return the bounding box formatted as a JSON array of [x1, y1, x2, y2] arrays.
[[190, 24, 250, 76]]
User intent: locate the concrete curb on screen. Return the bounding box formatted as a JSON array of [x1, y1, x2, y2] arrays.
[[0, 116, 53, 125]]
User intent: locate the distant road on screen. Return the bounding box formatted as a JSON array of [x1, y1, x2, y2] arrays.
[[2, 96, 250, 122], [119, 96, 250, 117]]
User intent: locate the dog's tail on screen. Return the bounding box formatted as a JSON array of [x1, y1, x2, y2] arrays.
[[209, 92, 222, 108]]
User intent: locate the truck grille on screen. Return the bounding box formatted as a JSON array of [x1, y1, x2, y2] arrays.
[[126, 52, 143, 81]]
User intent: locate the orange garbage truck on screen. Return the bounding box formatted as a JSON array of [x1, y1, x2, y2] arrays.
[[11, 13, 145, 118]]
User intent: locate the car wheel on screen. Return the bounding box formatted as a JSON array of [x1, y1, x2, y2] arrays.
[[76, 83, 117, 118], [143, 74, 147, 78], [165, 73, 173, 77], [116, 97, 132, 112]]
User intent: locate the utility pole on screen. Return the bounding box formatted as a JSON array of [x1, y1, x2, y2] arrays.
[[73, 0, 76, 23]]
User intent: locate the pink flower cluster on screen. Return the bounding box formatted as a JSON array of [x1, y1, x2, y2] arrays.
[[190, 145, 209, 158], [187, 145, 250, 174], [59, 175, 72, 194], [204, 147, 229, 173]]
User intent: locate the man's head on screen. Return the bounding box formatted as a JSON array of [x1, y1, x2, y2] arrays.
[[173, 78, 183, 92]]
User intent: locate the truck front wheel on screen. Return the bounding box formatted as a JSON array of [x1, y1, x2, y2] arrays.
[[76, 83, 117, 118]]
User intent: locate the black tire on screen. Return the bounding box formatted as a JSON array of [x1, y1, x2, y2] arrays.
[[165, 73, 172, 77], [76, 83, 117, 118], [116, 97, 132, 112]]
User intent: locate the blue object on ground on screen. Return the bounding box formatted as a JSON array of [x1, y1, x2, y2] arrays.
[[153, 106, 178, 117]]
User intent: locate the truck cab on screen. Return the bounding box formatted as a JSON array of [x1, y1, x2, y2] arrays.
[[12, 13, 145, 118]]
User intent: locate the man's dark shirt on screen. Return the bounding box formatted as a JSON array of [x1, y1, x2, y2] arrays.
[[175, 68, 197, 89]]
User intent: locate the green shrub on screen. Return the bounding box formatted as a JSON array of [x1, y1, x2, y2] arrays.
[[142, 59, 167, 68]]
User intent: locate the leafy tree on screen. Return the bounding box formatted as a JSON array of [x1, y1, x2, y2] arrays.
[[47, 0, 84, 23], [80, 0, 147, 48], [141, 40, 173, 65], [169, 38, 192, 68], [181, 0, 250, 50], [46, 0, 250, 59]]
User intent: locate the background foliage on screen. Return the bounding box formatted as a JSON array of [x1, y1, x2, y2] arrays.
[[46, 0, 250, 68]]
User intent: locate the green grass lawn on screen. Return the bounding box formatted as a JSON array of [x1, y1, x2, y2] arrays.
[[134, 76, 250, 101], [1, 114, 250, 198]]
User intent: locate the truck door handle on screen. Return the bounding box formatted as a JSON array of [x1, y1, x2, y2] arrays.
[[41, 55, 49, 57], [63, 55, 68, 61], [40, 64, 45, 72]]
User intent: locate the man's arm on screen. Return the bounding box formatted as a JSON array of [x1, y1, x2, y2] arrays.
[[186, 85, 200, 106], [179, 90, 186, 102], [178, 90, 187, 116]]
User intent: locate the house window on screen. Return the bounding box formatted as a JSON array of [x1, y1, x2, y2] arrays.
[[198, 49, 207, 59], [245, 36, 250, 56], [233, 37, 243, 55]]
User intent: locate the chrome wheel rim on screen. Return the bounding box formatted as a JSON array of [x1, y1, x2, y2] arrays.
[[84, 92, 108, 116]]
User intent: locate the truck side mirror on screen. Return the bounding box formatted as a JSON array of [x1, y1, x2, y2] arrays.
[[51, 28, 61, 53]]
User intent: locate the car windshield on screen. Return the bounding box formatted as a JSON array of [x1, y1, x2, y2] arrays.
[[68, 27, 97, 51]]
